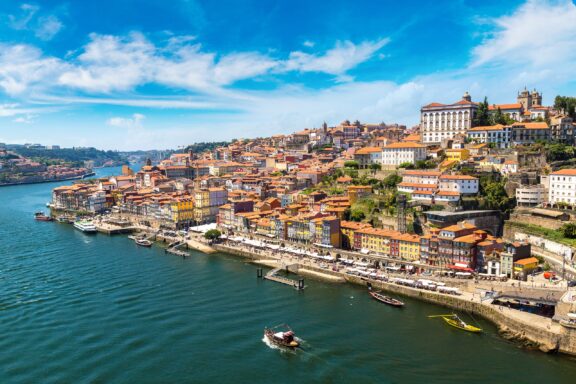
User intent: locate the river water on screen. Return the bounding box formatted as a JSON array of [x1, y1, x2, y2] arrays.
[[1, 167, 575, 383]]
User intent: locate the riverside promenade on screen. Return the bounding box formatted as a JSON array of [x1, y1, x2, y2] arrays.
[[208, 236, 576, 357]]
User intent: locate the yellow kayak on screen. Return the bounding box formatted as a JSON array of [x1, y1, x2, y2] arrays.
[[442, 316, 482, 333]]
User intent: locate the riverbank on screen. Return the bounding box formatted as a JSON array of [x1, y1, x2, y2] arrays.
[[0, 172, 96, 187], [211, 240, 576, 356]]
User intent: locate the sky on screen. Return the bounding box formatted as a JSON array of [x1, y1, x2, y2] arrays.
[[0, 0, 576, 150]]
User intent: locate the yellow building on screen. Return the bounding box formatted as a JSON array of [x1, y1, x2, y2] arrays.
[[340, 221, 372, 250], [356, 227, 399, 255], [170, 197, 194, 227], [395, 233, 421, 261], [444, 148, 470, 162], [513, 257, 539, 278]]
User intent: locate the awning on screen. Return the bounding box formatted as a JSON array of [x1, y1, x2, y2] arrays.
[[448, 265, 474, 272]]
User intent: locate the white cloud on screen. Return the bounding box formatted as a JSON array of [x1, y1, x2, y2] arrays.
[[284, 38, 389, 79], [106, 113, 146, 129], [0, 43, 66, 95], [472, 0, 576, 68], [8, 4, 63, 41], [35, 15, 64, 41], [13, 114, 36, 124], [303, 40, 315, 48]]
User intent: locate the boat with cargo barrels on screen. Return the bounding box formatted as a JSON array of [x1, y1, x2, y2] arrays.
[[34, 211, 53, 221], [264, 324, 300, 349]]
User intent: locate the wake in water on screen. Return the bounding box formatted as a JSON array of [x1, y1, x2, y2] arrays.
[[261, 335, 308, 354]]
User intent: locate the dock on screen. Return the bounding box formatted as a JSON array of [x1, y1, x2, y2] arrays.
[[263, 267, 305, 290], [165, 241, 190, 257]]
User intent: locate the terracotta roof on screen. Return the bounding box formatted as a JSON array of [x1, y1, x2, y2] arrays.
[[551, 169, 576, 176], [439, 174, 478, 180], [355, 147, 382, 154], [515, 257, 539, 266], [383, 142, 426, 149], [512, 122, 549, 129], [488, 103, 522, 110], [467, 124, 505, 132]]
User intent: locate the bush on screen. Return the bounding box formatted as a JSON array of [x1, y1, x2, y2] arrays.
[[204, 229, 222, 242]]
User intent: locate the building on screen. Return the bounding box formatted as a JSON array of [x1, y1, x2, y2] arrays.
[[420, 92, 478, 144], [510, 122, 550, 146], [550, 115, 575, 144], [381, 142, 427, 167], [353, 147, 382, 168], [466, 124, 511, 148], [438, 175, 479, 195], [517, 88, 542, 110], [444, 148, 470, 162], [548, 169, 576, 208], [513, 257, 539, 280], [516, 185, 547, 207], [488, 103, 523, 121]]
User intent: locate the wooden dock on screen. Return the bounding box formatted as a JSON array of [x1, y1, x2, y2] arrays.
[[264, 268, 305, 290]]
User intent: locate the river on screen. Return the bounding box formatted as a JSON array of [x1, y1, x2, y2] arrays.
[[1, 166, 575, 383]]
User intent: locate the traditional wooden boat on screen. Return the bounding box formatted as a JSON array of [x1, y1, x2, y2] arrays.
[[560, 313, 576, 329], [264, 324, 300, 349], [429, 314, 482, 333], [34, 211, 53, 221], [135, 239, 153, 247], [369, 291, 405, 307]]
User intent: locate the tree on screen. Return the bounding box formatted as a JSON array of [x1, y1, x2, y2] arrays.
[[382, 173, 402, 189], [560, 223, 576, 239], [369, 163, 382, 174], [204, 229, 222, 243], [350, 208, 366, 222], [554, 95, 576, 119], [398, 162, 414, 169], [474, 97, 491, 126], [344, 160, 359, 169]]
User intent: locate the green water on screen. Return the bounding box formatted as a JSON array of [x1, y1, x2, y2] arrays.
[[0, 167, 575, 383]]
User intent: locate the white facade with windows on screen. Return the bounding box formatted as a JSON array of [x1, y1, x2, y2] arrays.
[[549, 169, 576, 206], [381, 143, 427, 167], [420, 92, 478, 144], [438, 175, 479, 195]]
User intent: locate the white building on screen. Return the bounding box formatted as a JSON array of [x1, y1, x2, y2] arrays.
[[438, 175, 479, 195], [488, 103, 523, 121], [549, 169, 576, 207], [516, 185, 546, 207], [401, 170, 441, 185], [381, 142, 427, 167], [466, 124, 511, 148], [420, 92, 478, 144]]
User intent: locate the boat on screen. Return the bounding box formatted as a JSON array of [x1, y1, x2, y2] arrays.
[[264, 324, 300, 349], [56, 215, 73, 223], [369, 291, 405, 307], [560, 313, 576, 329], [135, 238, 153, 247], [34, 211, 53, 221], [73, 220, 97, 233], [429, 314, 482, 333]]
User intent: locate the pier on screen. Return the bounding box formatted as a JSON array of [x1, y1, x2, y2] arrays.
[[263, 267, 305, 290], [165, 241, 191, 257]]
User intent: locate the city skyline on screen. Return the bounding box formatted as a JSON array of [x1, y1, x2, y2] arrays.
[[1, 0, 576, 150]]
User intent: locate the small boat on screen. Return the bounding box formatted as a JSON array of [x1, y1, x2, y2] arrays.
[[429, 314, 482, 333], [369, 291, 405, 307], [135, 238, 153, 247], [264, 324, 300, 349], [74, 220, 97, 233], [560, 313, 576, 329], [34, 211, 53, 221]]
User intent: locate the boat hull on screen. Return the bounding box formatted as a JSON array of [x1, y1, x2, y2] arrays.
[[264, 329, 299, 349], [369, 291, 404, 307], [442, 317, 482, 333]]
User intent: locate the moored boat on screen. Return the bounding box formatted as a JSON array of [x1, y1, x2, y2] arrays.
[[74, 220, 97, 233], [264, 324, 300, 349], [135, 238, 153, 247], [560, 313, 576, 329], [429, 314, 482, 333], [34, 211, 53, 221], [369, 291, 405, 307]]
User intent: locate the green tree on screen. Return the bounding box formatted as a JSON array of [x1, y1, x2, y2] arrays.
[[344, 160, 359, 169], [382, 173, 402, 189], [398, 162, 414, 169], [554, 95, 576, 119], [560, 223, 576, 239], [204, 229, 222, 243], [474, 97, 491, 126], [369, 163, 382, 174], [350, 208, 366, 222]]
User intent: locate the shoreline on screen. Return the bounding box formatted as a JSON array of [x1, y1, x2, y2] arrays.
[[0, 172, 96, 187], [209, 240, 576, 357]]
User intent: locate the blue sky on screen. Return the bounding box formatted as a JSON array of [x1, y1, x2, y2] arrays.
[[0, 0, 575, 150]]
